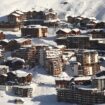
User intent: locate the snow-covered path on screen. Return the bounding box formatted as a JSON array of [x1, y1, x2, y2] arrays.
[[31, 66, 71, 105]]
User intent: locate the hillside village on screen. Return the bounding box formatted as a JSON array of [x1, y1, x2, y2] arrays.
[[0, 8, 105, 105]]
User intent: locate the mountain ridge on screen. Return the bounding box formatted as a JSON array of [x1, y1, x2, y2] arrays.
[[0, 0, 105, 21]]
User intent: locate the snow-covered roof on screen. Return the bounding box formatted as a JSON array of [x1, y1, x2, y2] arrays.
[[6, 56, 14, 61], [69, 56, 76, 62], [44, 18, 60, 23], [11, 70, 31, 77], [13, 85, 32, 89], [78, 86, 97, 91], [98, 40, 105, 44], [46, 49, 62, 59], [72, 28, 80, 32], [74, 76, 91, 81], [93, 70, 105, 79], [22, 25, 48, 29], [89, 29, 105, 32], [76, 49, 97, 54], [89, 17, 96, 20], [96, 29, 105, 32], [22, 45, 32, 48], [83, 50, 97, 53], [69, 61, 81, 66], [92, 20, 100, 23], [6, 57, 25, 63], [0, 65, 9, 69], [76, 50, 98, 55], [45, 12, 56, 15], [68, 35, 90, 38], [0, 65, 9, 73], [57, 27, 79, 35], [12, 57, 25, 63], [87, 23, 95, 26], [65, 14, 75, 19], [32, 38, 57, 47], [62, 51, 75, 61], [2, 74, 8, 77], [76, 17, 83, 20], [14, 38, 31, 43], [93, 76, 105, 79], [11, 13, 20, 17], [58, 28, 72, 33], [80, 15, 87, 19], [44, 9, 56, 15], [55, 72, 73, 81], [1, 39, 9, 43], [15, 10, 24, 15], [56, 37, 67, 39], [57, 45, 66, 49]]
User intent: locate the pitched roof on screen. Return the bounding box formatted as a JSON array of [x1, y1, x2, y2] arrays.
[[57, 28, 71, 34], [11, 70, 31, 77]]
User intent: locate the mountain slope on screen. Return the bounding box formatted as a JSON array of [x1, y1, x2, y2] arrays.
[[0, 0, 105, 20]]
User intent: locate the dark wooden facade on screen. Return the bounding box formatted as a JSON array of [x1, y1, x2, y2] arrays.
[[67, 36, 91, 49], [71, 29, 81, 35], [45, 9, 57, 20], [57, 74, 105, 105], [67, 16, 75, 24], [15, 38, 31, 47], [56, 28, 80, 38], [0, 32, 5, 40], [13, 86, 33, 97], [0, 74, 7, 85], [95, 22, 105, 29], [57, 87, 105, 105], [90, 29, 105, 38], [56, 35, 105, 50], [5, 40, 20, 51], [25, 11, 45, 20], [12, 46, 36, 66], [56, 30, 71, 38], [55, 80, 70, 88], [8, 10, 25, 24], [7, 71, 32, 85], [21, 25, 48, 38], [46, 58, 62, 76], [0, 23, 20, 32], [56, 37, 67, 46]]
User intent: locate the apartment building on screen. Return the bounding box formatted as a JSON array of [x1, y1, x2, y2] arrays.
[[76, 50, 100, 76], [21, 25, 48, 38], [57, 71, 105, 105], [12, 46, 36, 66], [45, 48, 63, 76]]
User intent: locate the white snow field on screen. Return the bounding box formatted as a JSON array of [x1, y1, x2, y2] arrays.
[[0, 66, 74, 105], [0, 0, 105, 20]]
